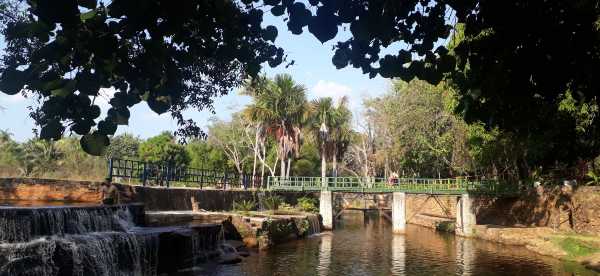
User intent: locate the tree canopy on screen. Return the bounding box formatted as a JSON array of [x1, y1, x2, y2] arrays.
[[1, 0, 599, 160], [0, 0, 283, 154], [138, 132, 189, 166]]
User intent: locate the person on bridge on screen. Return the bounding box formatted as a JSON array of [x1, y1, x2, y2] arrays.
[[388, 172, 399, 186], [100, 178, 120, 205]]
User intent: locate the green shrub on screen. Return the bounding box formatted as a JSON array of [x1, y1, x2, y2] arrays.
[[279, 202, 294, 211], [554, 237, 600, 258], [233, 199, 256, 212], [261, 195, 283, 210], [296, 197, 318, 213]]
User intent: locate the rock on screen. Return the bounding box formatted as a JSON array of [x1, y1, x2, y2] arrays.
[[217, 244, 242, 264]]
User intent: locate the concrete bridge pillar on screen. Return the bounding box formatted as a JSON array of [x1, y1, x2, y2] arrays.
[[456, 193, 476, 237], [392, 192, 406, 234], [320, 191, 334, 230]]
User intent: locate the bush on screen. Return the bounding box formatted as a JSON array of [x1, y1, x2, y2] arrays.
[[261, 195, 283, 210], [279, 202, 294, 211], [296, 197, 318, 213], [233, 199, 255, 212]]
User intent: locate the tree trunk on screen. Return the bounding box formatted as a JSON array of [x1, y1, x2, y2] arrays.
[[321, 142, 327, 187], [286, 158, 291, 178], [332, 147, 338, 177], [252, 126, 259, 188], [280, 156, 286, 178], [260, 142, 266, 187]]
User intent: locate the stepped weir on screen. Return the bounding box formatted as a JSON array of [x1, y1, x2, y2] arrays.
[[0, 204, 223, 275]]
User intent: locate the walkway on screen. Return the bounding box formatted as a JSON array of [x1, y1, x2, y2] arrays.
[[267, 176, 519, 196]]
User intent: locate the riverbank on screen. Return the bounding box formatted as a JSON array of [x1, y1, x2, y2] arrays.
[[215, 213, 595, 275], [470, 225, 600, 272], [145, 210, 322, 250], [403, 212, 600, 272]]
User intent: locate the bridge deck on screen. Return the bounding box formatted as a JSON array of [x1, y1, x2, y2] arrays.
[[267, 176, 519, 196]]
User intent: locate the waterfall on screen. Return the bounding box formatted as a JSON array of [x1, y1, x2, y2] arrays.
[[0, 232, 160, 276], [0, 204, 224, 275], [306, 214, 322, 235], [0, 205, 138, 243]]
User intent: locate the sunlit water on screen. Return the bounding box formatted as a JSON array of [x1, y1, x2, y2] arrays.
[[207, 212, 595, 276]]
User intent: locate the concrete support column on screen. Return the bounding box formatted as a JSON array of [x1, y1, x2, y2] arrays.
[[320, 191, 334, 230], [456, 194, 476, 237], [392, 192, 406, 234]]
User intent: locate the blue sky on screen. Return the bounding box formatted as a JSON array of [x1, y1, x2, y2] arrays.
[[0, 12, 391, 142]]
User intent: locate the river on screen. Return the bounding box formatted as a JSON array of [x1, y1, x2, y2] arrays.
[[209, 211, 595, 276]]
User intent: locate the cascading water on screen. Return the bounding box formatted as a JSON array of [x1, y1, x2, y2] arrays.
[[0, 204, 223, 275], [306, 214, 322, 236], [0, 205, 140, 243]]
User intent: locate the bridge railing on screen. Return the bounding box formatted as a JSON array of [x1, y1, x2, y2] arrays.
[[108, 158, 264, 189], [267, 176, 519, 195]]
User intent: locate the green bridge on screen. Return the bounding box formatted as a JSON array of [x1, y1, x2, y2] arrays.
[[267, 176, 520, 196], [107, 158, 519, 196]]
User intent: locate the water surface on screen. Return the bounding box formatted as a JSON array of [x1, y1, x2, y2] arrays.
[[211, 212, 595, 276]]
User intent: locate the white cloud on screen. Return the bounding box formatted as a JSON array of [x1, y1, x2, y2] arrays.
[[311, 80, 353, 101], [0, 92, 27, 103]]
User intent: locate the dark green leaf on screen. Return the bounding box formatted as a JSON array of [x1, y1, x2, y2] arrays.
[[80, 132, 109, 156]]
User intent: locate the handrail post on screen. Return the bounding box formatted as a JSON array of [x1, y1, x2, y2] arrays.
[[223, 170, 228, 191], [165, 164, 170, 188], [142, 162, 147, 187], [107, 158, 113, 181]]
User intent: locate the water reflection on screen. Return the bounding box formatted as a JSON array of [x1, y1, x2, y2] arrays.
[[317, 233, 332, 276], [391, 233, 406, 275], [456, 238, 475, 276], [213, 211, 595, 276]]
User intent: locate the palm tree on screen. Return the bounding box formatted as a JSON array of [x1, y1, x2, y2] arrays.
[[330, 97, 352, 177], [243, 74, 308, 178], [308, 97, 336, 183], [308, 96, 353, 182]]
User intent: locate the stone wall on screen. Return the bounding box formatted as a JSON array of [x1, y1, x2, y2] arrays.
[[128, 185, 318, 211], [474, 186, 600, 234], [405, 194, 457, 223], [0, 178, 317, 211], [0, 178, 103, 202]]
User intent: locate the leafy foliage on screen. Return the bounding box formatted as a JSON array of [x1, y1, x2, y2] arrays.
[[186, 139, 230, 171], [307, 96, 352, 177], [0, 130, 23, 175], [233, 199, 256, 212], [3, 0, 600, 164], [243, 74, 308, 177], [261, 194, 283, 210], [138, 132, 189, 166], [207, 114, 253, 174], [296, 197, 318, 213], [104, 133, 141, 160], [0, 0, 284, 155]]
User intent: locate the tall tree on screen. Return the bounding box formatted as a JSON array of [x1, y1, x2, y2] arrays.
[[329, 97, 352, 176], [138, 132, 189, 166], [308, 97, 336, 181], [104, 133, 140, 160], [0, 130, 22, 176], [243, 74, 307, 177], [207, 114, 253, 181], [3, 0, 600, 166]]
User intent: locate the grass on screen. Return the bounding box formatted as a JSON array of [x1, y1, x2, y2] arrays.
[[435, 221, 455, 233], [551, 236, 600, 259]]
